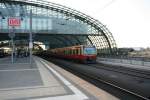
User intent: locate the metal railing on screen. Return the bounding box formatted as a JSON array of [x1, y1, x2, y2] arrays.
[[98, 56, 150, 67]]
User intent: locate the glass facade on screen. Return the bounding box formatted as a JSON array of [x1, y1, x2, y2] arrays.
[[0, 0, 117, 55]]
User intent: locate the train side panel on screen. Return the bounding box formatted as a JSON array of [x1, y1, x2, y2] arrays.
[[48, 45, 97, 63]]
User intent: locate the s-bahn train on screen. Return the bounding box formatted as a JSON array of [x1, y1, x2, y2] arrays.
[[48, 45, 97, 63]]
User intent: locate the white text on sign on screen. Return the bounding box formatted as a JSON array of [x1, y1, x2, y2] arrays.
[[8, 18, 21, 26]]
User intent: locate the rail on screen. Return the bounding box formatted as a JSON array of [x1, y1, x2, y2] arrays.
[[46, 57, 150, 100]]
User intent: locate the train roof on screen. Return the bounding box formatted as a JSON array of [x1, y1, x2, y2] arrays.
[[49, 45, 96, 51]]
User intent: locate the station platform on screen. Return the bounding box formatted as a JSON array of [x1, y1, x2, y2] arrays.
[[0, 56, 119, 100], [97, 57, 150, 71]]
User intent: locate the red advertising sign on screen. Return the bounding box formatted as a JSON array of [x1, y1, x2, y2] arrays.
[[8, 18, 21, 26]]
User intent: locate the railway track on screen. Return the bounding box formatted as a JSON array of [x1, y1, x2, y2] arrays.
[[45, 57, 150, 100], [76, 70, 149, 100], [87, 62, 150, 79]]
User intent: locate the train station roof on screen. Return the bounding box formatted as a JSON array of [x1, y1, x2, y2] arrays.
[[0, 0, 117, 54]]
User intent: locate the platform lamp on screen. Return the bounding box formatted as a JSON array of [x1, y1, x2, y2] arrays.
[[0, 12, 5, 23], [0, 12, 5, 33], [0, 12, 1, 30], [0, 11, 5, 19], [20, 4, 23, 21], [29, 10, 33, 65], [2, 16, 5, 19], [20, 13, 23, 21]]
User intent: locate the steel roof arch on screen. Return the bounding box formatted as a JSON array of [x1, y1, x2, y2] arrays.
[[0, 0, 117, 55]]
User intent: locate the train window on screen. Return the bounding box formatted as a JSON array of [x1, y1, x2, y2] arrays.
[[70, 49, 71, 55], [70, 50, 72, 55], [67, 50, 69, 55], [64, 50, 66, 54], [70, 49, 72, 55], [67, 50, 70, 55], [72, 50, 73, 55], [78, 48, 81, 55], [84, 47, 96, 55], [72, 50, 74, 55], [64, 50, 65, 54], [75, 49, 76, 55], [71, 50, 74, 55], [69, 49, 71, 55], [74, 49, 77, 55], [76, 49, 78, 55]]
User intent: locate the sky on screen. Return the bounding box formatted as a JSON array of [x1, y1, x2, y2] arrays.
[[41, 0, 150, 48]]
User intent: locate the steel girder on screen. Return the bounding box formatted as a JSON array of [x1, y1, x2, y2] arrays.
[[0, 0, 117, 55]]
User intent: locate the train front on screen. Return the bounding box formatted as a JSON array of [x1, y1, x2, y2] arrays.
[[83, 45, 97, 63]]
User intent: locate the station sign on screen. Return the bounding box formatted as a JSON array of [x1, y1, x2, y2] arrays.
[[8, 18, 21, 26]]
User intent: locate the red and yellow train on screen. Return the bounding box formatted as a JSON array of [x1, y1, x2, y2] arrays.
[[48, 45, 97, 63]]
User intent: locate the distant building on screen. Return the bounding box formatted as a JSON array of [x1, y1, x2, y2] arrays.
[[128, 47, 150, 58], [117, 48, 134, 56]]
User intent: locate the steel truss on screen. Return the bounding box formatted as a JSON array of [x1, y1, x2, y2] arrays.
[[0, 0, 117, 55]]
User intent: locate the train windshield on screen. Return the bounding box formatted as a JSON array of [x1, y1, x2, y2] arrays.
[[84, 47, 96, 55]]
